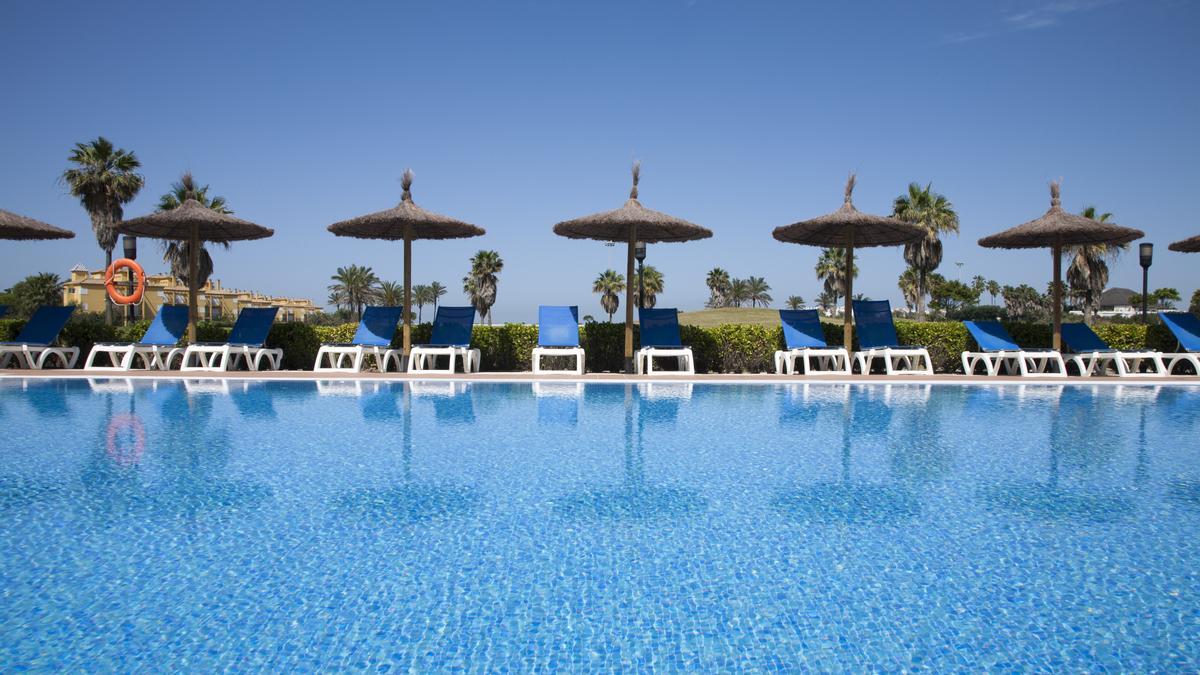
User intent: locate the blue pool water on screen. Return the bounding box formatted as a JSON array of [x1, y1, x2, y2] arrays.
[[1, 378, 1198, 670]]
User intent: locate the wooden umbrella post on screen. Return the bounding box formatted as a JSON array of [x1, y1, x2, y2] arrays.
[[843, 231, 855, 351], [187, 224, 200, 343], [1052, 244, 1062, 352], [403, 230, 413, 360], [624, 225, 637, 374]]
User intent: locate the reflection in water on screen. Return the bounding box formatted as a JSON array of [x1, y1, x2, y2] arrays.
[[24, 379, 71, 418], [888, 385, 956, 484], [534, 382, 581, 428], [557, 383, 706, 520]]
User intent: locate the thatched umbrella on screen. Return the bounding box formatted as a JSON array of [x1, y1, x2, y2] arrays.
[[772, 174, 924, 349], [553, 163, 712, 372], [1169, 235, 1200, 253], [117, 199, 274, 342], [0, 209, 75, 240], [328, 170, 484, 361], [978, 181, 1144, 351]]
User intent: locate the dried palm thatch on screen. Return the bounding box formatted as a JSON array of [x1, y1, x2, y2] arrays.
[[1169, 235, 1200, 253], [772, 174, 923, 247], [0, 208, 75, 240], [328, 170, 484, 240], [552, 164, 712, 243], [117, 198, 274, 242], [977, 182, 1143, 249]]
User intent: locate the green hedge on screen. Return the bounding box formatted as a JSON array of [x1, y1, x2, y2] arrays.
[[1, 312, 1192, 373]]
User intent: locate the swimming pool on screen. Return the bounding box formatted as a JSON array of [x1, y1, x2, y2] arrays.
[[1, 378, 1197, 670]]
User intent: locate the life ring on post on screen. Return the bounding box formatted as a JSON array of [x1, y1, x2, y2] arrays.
[[106, 414, 145, 467], [105, 258, 146, 305]]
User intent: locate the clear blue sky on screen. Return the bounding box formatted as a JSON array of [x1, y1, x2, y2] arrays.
[[2, 0, 1198, 322]]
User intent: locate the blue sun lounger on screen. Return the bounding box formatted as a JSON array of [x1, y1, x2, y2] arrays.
[[961, 320, 1067, 376], [314, 306, 404, 372], [409, 306, 480, 373], [180, 306, 283, 371], [85, 305, 190, 370], [0, 305, 8, 318], [1159, 312, 1200, 375], [0, 305, 78, 369], [532, 305, 585, 375], [636, 308, 694, 375], [1060, 322, 1165, 377], [851, 300, 933, 375], [774, 309, 850, 375]]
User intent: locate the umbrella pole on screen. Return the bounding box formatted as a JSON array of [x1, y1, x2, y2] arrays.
[[187, 225, 200, 343], [843, 240, 855, 351], [624, 227, 636, 374], [403, 233, 412, 361], [1052, 245, 1062, 352]]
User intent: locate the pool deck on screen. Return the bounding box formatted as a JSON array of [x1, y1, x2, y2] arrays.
[[1, 368, 1194, 385]]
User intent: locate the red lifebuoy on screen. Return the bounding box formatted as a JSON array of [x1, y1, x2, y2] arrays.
[[106, 414, 145, 467], [105, 258, 146, 305]]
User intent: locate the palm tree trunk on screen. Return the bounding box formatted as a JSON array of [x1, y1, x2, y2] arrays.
[[916, 270, 926, 322], [104, 249, 114, 325]]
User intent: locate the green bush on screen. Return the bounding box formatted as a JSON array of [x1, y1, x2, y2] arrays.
[[703, 324, 781, 373], [0, 318, 23, 343], [896, 321, 970, 373], [60, 313, 118, 362], [265, 323, 322, 370]]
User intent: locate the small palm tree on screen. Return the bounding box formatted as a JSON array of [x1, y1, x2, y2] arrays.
[[593, 269, 626, 321], [986, 279, 1001, 305], [379, 280, 405, 307], [463, 250, 504, 325], [157, 173, 232, 291], [7, 273, 64, 318], [728, 278, 750, 307], [329, 265, 381, 321], [1065, 206, 1124, 325], [61, 137, 144, 324], [632, 265, 665, 309], [428, 281, 447, 310], [411, 284, 434, 321], [746, 276, 772, 308], [785, 295, 804, 310], [815, 248, 857, 308], [892, 182, 960, 321], [898, 267, 921, 311], [705, 268, 732, 307]]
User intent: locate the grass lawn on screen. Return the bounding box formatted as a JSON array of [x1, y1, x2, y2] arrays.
[[678, 307, 844, 328]]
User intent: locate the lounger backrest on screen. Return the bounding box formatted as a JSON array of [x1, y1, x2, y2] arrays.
[[0, 305, 8, 319], [14, 305, 76, 345], [779, 309, 828, 349], [538, 305, 580, 347], [352, 306, 403, 346], [1160, 312, 1200, 352], [639, 308, 683, 348], [140, 305, 190, 346], [963, 320, 1021, 352], [1060, 323, 1111, 353], [429, 306, 476, 347], [852, 300, 901, 349], [227, 307, 279, 346]]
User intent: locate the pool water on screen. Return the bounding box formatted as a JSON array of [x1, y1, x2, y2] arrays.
[[1, 378, 1198, 670]]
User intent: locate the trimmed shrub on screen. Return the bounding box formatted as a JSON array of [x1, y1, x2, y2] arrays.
[[60, 313, 118, 361], [265, 323, 322, 370], [0, 319, 23, 343], [896, 321, 971, 373], [704, 324, 781, 373]]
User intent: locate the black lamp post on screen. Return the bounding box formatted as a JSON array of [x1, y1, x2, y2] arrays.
[[634, 241, 647, 310], [1139, 242, 1153, 323], [122, 235, 137, 322]]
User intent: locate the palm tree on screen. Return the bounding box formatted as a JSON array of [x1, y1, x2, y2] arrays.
[[1065, 206, 1124, 325], [985, 279, 1001, 306], [728, 278, 750, 307], [785, 295, 804, 310], [410, 284, 433, 321], [428, 281, 447, 310], [632, 265, 665, 309], [593, 270, 625, 321], [157, 173, 231, 291], [815, 247, 857, 309], [61, 137, 144, 324], [379, 280, 405, 307], [898, 267, 921, 311], [328, 264, 381, 321], [462, 250, 504, 325], [892, 182, 959, 321], [6, 273, 64, 318], [746, 276, 772, 308], [705, 268, 732, 308]]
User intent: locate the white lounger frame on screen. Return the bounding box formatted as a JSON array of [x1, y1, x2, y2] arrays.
[[532, 346, 585, 375], [1065, 350, 1166, 377], [180, 344, 283, 372], [774, 347, 851, 375], [313, 344, 403, 373], [635, 347, 695, 375], [408, 346, 480, 373], [0, 344, 80, 370], [961, 349, 1067, 377], [85, 343, 185, 371], [1162, 353, 1200, 375], [855, 347, 933, 376]]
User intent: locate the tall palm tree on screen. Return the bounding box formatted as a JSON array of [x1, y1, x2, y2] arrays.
[[593, 269, 625, 322], [462, 250, 504, 325], [892, 182, 959, 321], [986, 279, 1001, 306], [328, 264, 381, 321], [379, 280, 405, 307], [815, 247, 857, 309], [632, 265, 665, 309], [1065, 206, 1123, 325], [728, 278, 750, 307], [61, 137, 144, 324], [785, 295, 804, 310], [157, 173, 231, 291], [428, 281, 447, 310], [705, 268, 732, 308], [746, 276, 772, 308], [898, 267, 921, 311]]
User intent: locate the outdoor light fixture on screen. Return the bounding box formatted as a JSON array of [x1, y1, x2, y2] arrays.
[[122, 235, 138, 321], [1139, 242, 1153, 323], [635, 241, 647, 310]]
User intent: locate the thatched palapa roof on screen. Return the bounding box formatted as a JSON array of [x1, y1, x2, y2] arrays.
[[1168, 234, 1200, 253], [772, 174, 923, 247], [328, 170, 484, 241], [552, 163, 712, 243], [117, 199, 274, 242], [0, 209, 75, 240], [978, 182, 1143, 249]]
